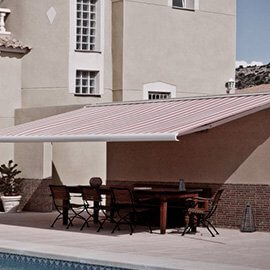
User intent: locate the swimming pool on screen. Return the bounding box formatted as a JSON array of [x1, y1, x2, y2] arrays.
[[0, 252, 130, 270]]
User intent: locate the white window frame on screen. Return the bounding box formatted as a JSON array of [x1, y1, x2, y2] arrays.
[[69, 0, 105, 95], [75, 70, 100, 96], [75, 0, 100, 51], [143, 82, 176, 100], [168, 0, 199, 11], [148, 91, 171, 100], [0, 8, 11, 34]]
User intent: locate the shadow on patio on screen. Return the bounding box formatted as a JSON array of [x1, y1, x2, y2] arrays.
[[0, 211, 157, 236]]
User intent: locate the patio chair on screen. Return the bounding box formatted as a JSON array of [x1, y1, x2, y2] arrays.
[[110, 187, 153, 235], [80, 186, 103, 231], [49, 185, 87, 229], [80, 185, 118, 232], [182, 188, 224, 237]]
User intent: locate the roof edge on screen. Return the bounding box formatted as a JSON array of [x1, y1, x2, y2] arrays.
[[0, 46, 31, 55], [179, 101, 270, 137], [85, 92, 270, 108]]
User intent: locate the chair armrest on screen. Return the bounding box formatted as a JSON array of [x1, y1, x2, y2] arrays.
[[186, 197, 209, 210], [186, 197, 207, 202], [193, 197, 210, 211], [195, 196, 209, 200], [70, 194, 82, 198], [188, 197, 210, 203], [136, 197, 153, 202]]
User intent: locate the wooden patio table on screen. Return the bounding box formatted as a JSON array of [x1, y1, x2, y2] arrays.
[[133, 187, 202, 234], [64, 185, 202, 234]]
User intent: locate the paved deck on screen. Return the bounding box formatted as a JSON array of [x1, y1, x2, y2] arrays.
[[0, 212, 269, 270]]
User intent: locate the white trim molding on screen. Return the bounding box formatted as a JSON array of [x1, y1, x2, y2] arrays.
[[143, 81, 176, 100]]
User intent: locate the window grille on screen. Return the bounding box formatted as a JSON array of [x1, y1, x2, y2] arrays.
[[148, 92, 171, 100], [75, 70, 99, 95], [76, 0, 97, 51]]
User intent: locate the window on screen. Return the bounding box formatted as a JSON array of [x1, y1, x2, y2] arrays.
[[172, 0, 196, 10], [148, 92, 171, 100], [143, 82, 176, 100], [76, 0, 98, 51], [75, 70, 99, 95]]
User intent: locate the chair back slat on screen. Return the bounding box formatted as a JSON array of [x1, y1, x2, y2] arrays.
[[49, 185, 70, 200], [212, 188, 224, 206], [81, 186, 101, 202], [49, 185, 70, 208], [111, 187, 133, 205], [206, 188, 224, 218]]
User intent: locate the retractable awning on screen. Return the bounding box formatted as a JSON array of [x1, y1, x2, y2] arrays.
[[0, 93, 270, 143]]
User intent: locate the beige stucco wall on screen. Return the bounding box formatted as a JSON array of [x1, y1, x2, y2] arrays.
[[14, 105, 106, 183], [5, 0, 69, 106], [0, 54, 22, 164], [107, 108, 270, 185], [5, 0, 113, 108], [53, 142, 106, 186], [116, 0, 236, 100]]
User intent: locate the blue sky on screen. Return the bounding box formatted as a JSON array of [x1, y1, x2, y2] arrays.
[[237, 0, 270, 66]]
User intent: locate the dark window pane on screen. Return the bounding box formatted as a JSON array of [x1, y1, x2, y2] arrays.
[[173, 0, 185, 7]]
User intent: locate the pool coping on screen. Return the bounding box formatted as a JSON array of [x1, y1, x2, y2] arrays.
[[0, 244, 181, 270], [0, 242, 259, 270]]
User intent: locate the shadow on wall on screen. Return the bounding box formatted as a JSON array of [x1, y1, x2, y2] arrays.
[[52, 162, 63, 185], [17, 163, 62, 212], [107, 108, 270, 184], [0, 52, 25, 59]]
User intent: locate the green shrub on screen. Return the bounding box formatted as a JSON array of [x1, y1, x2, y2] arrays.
[[0, 160, 22, 196]]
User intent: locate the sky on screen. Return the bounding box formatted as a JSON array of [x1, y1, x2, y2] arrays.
[[236, 0, 270, 67]]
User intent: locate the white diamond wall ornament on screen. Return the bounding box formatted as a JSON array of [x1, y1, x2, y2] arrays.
[[47, 7, 56, 24]]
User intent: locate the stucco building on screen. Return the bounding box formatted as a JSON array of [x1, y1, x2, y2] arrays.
[[0, 0, 236, 210], [0, 7, 31, 170]]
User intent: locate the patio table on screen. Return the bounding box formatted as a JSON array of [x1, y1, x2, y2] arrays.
[[133, 188, 202, 234], [64, 185, 202, 234]]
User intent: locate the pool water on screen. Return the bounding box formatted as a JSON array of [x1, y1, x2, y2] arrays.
[[0, 252, 129, 270]]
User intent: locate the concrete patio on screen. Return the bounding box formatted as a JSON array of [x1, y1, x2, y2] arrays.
[[0, 211, 269, 270]]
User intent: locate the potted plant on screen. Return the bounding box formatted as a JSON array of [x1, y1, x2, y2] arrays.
[[0, 160, 22, 213]]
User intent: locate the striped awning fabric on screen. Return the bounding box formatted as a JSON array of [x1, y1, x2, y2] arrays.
[[0, 93, 270, 142]]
